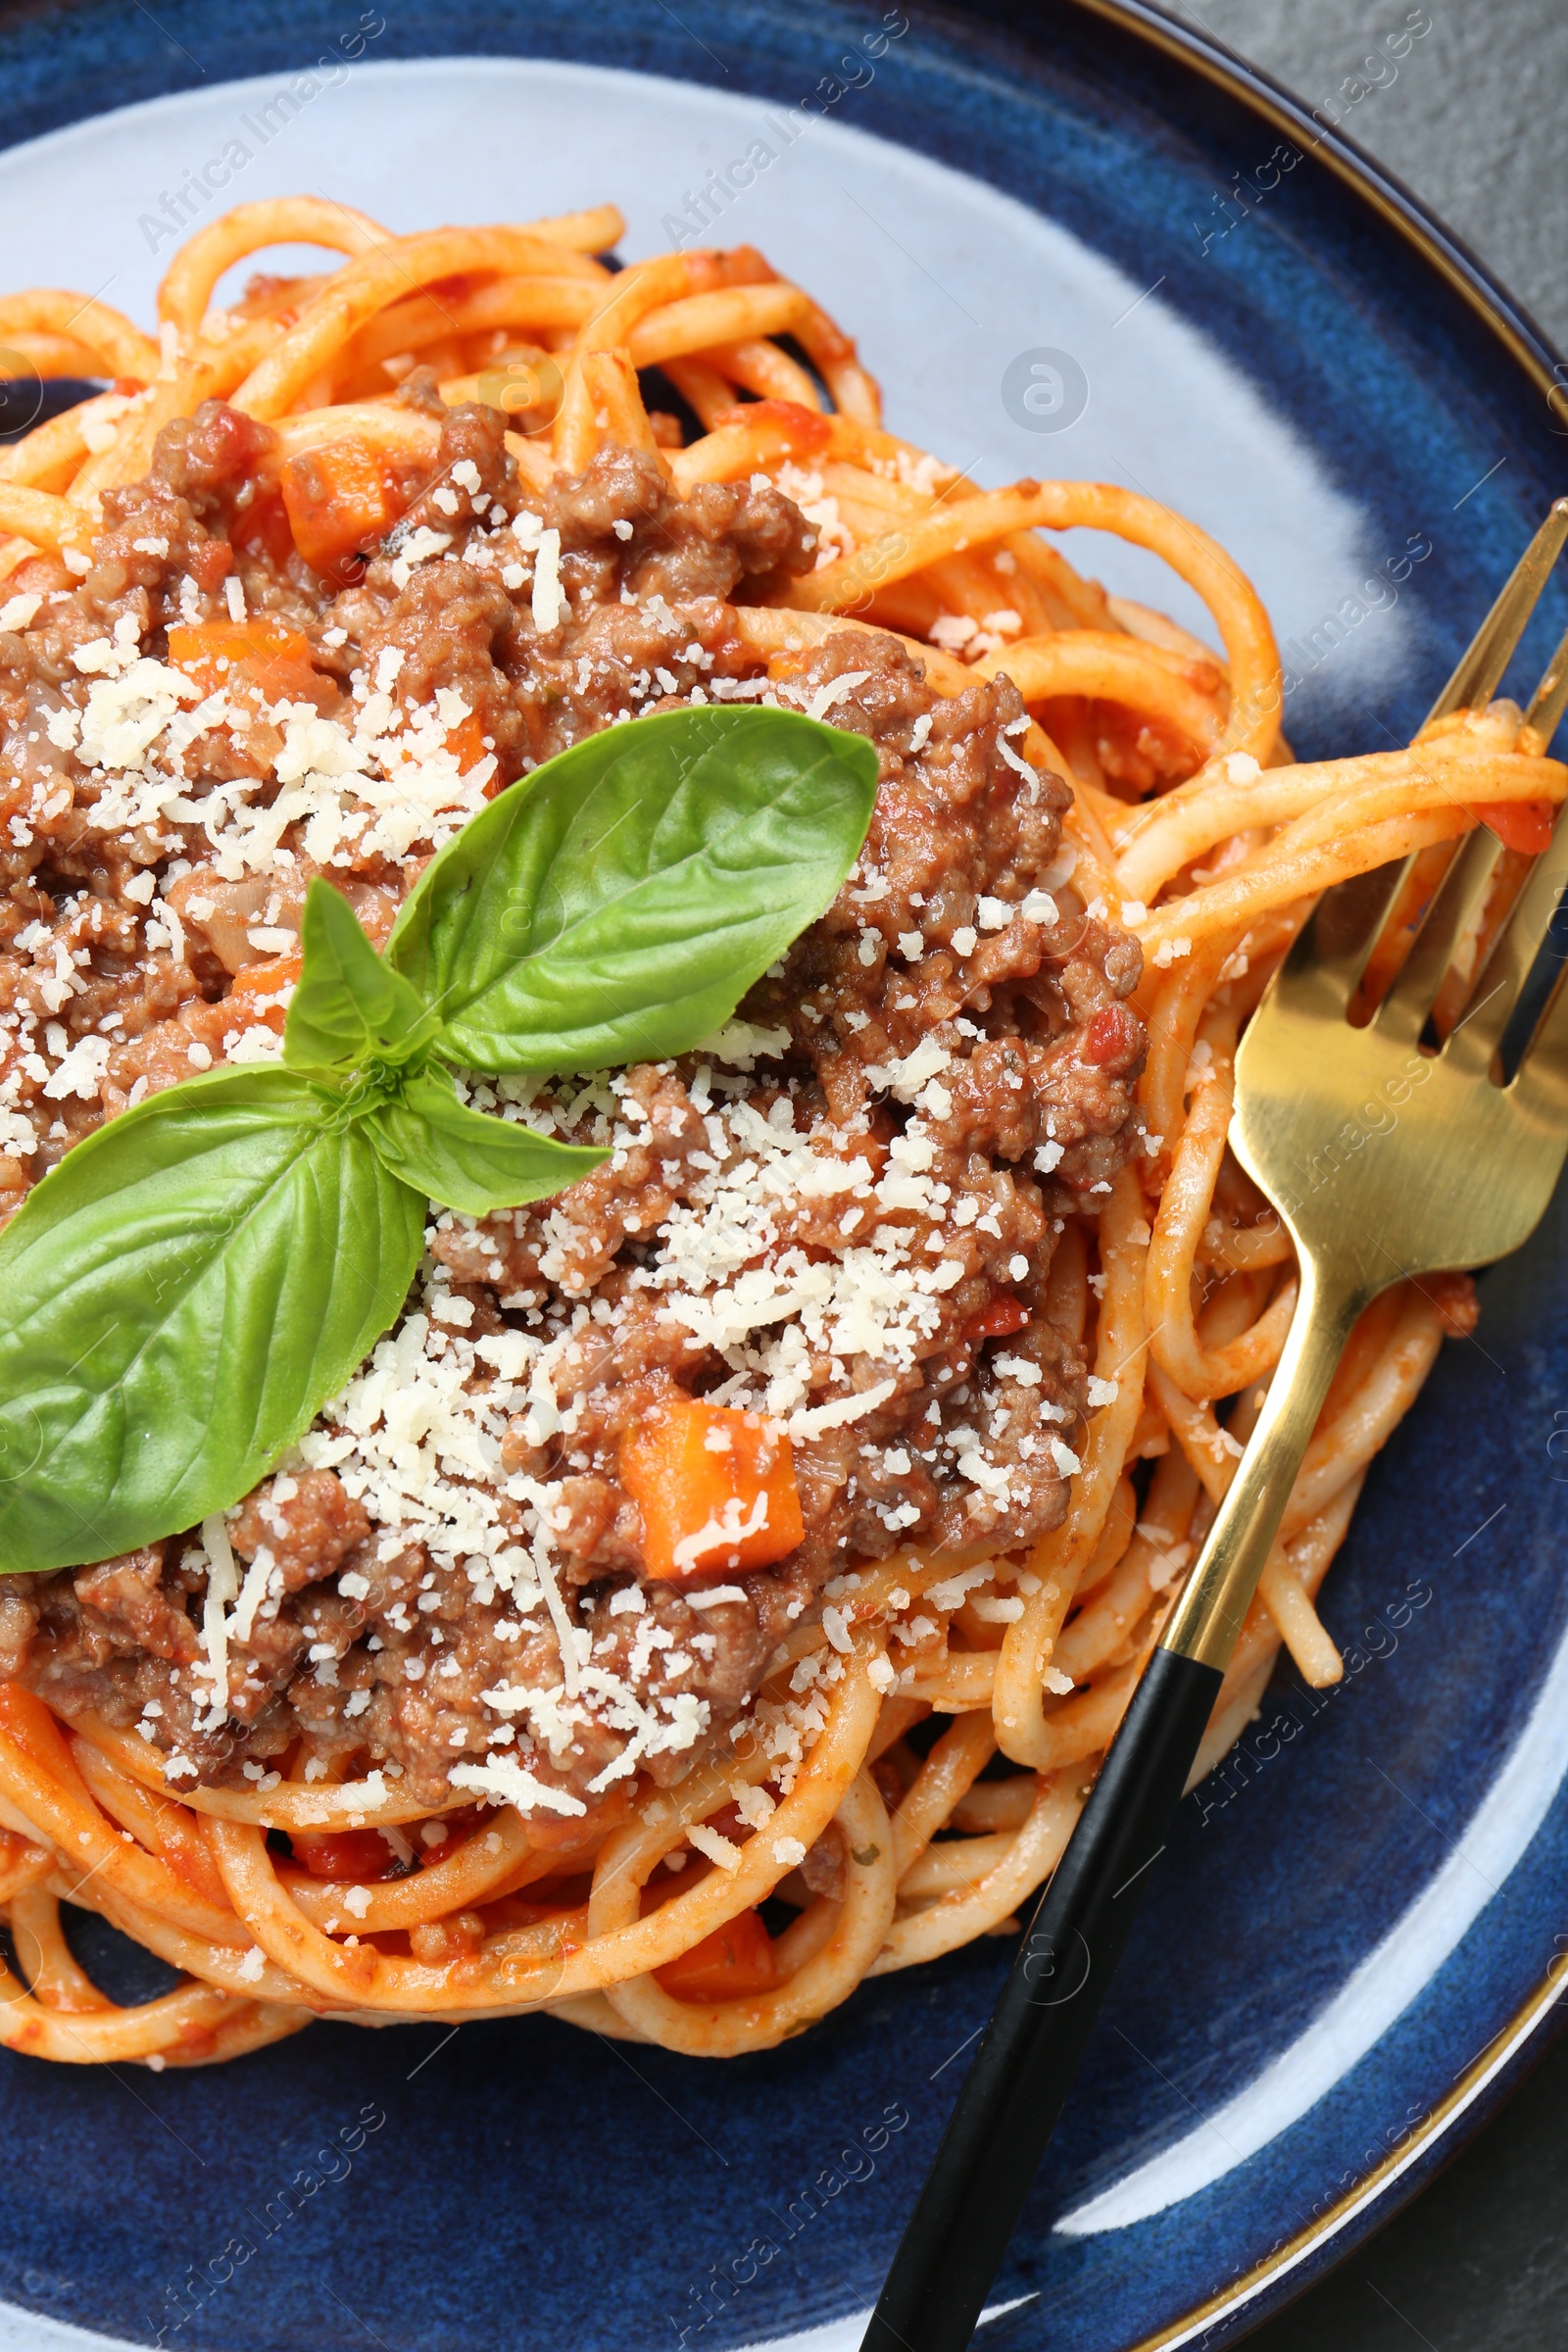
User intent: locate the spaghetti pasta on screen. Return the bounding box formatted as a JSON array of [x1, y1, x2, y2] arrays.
[[0, 200, 1544, 2069]]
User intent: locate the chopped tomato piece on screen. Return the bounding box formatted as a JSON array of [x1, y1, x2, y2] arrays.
[[619, 1395, 804, 1583], [279, 438, 407, 577], [1084, 1002, 1143, 1069], [699, 1801, 749, 1845], [966, 1293, 1030, 1341], [287, 1828, 400, 1882], [190, 403, 275, 487], [657, 1909, 778, 2002], [185, 538, 233, 594], [710, 398, 832, 462], [1481, 799, 1557, 854], [167, 617, 318, 705]]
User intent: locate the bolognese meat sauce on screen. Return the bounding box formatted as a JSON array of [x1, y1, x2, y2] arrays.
[[0, 387, 1146, 1811]]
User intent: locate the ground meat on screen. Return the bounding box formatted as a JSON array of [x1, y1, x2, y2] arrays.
[[0, 1581, 38, 1679], [73, 1547, 200, 1662], [1, 400, 1146, 1814], [15, 1500, 800, 1812], [450, 1068, 1079, 1592], [327, 440, 816, 784], [745, 629, 1146, 1173], [227, 1469, 369, 1594]]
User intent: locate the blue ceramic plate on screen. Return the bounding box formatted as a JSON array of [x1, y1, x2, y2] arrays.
[[1, 8, 1565, 2349]]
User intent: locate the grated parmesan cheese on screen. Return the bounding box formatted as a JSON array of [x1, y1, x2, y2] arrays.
[[687, 1822, 742, 1870], [531, 527, 565, 630], [448, 1755, 587, 1816], [197, 1513, 239, 1721]]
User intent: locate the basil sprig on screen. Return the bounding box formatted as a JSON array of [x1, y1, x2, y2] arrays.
[[0, 707, 877, 1576], [281, 874, 443, 1078]]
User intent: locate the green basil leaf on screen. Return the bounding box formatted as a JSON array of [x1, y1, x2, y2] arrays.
[[0, 1067, 424, 1576], [385, 706, 878, 1072], [284, 877, 443, 1076], [363, 1067, 608, 1217]]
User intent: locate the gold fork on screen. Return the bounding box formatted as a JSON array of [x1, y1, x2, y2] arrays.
[[1169, 498, 1568, 1674], [863, 502, 1568, 2352]]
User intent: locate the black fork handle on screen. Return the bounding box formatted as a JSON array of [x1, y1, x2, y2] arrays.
[[861, 1646, 1223, 2352]]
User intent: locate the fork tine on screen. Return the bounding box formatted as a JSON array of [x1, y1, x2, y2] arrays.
[[1425, 499, 1568, 727], [1446, 828, 1568, 1076], [1287, 501, 1568, 1018], [1374, 825, 1503, 1046], [1510, 956, 1568, 1131], [1278, 858, 1411, 1009], [1518, 615, 1568, 757]]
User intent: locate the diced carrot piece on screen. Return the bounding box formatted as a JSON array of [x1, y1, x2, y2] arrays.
[[1481, 799, 1556, 853], [167, 617, 318, 705], [230, 483, 296, 570], [287, 1828, 400, 1882], [657, 1908, 778, 2002], [619, 1395, 805, 1583], [765, 648, 813, 684], [445, 709, 490, 775], [224, 951, 302, 1034], [279, 438, 407, 576], [228, 951, 301, 996], [966, 1293, 1030, 1340]]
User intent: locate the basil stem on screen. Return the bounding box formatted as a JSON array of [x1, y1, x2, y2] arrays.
[[287, 874, 609, 1206], [284, 877, 443, 1077]]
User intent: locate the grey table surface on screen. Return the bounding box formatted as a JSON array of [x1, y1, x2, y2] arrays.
[[1152, 16, 1568, 2350]]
